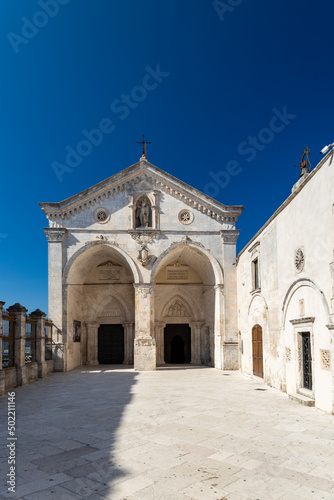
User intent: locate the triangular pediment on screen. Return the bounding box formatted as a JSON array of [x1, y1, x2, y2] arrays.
[[40, 156, 244, 224]]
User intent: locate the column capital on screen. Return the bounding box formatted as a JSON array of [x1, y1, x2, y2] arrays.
[[86, 321, 100, 328], [8, 303, 28, 314], [220, 230, 240, 245], [133, 283, 153, 297], [0, 301, 5, 311], [190, 321, 204, 329], [44, 228, 67, 242], [31, 309, 46, 318]]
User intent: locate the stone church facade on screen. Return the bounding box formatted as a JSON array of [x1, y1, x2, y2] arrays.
[[40, 150, 334, 413], [40, 155, 244, 374]]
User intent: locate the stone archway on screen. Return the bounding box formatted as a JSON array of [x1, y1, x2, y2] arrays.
[[64, 244, 136, 370], [152, 243, 223, 368]]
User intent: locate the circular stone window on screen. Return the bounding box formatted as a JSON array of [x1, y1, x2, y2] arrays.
[[178, 209, 194, 225], [295, 248, 305, 272], [94, 208, 110, 224]]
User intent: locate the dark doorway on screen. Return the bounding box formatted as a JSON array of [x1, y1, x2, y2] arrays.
[[252, 324, 263, 378], [302, 332, 312, 390], [98, 324, 124, 364], [164, 324, 191, 364]]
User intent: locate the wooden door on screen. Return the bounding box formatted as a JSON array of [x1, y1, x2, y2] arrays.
[[252, 325, 263, 378], [98, 324, 124, 364]]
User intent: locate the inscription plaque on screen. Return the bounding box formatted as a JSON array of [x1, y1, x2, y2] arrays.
[[166, 264, 188, 280]]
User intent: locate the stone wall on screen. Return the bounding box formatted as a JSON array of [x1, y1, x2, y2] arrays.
[[237, 151, 334, 413]]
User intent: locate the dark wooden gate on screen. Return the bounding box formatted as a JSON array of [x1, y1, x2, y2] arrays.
[[252, 324, 263, 378], [302, 332, 312, 390], [98, 324, 124, 364]]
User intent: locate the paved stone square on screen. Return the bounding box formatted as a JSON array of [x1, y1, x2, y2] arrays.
[[1, 367, 334, 499]]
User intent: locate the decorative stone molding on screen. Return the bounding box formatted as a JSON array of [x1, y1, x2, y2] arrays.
[[99, 302, 122, 317], [285, 347, 292, 362], [8, 303, 28, 313], [248, 241, 260, 254], [134, 284, 152, 298], [40, 166, 243, 225], [220, 230, 240, 244], [30, 309, 46, 318], [320, 349, 330, 369], [137, 246, 151, 267], [44, 228, 66, 242], [94, 207, 110, 224], [178, 209, 194, 225], [295, 248, 305, 273], [167, 300, 190, 317], [128, 229, 161, 244], [134, 336, 156, 347], [290, 317, 315, 326]]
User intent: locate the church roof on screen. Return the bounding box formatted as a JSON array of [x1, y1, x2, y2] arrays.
[[40, 156, 244, 224]]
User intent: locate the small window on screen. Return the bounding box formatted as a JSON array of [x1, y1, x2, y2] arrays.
[[252, 258, 260, 290]]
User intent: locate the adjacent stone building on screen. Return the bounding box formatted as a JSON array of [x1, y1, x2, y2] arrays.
[[237, 149, 334, 413], [40, 155, 243, 373]]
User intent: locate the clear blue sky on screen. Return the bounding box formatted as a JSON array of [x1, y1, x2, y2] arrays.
[[1, 0, 333, 314]]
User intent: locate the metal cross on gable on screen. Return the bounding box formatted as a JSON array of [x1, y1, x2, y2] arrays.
[[136, 134, 151, 157]]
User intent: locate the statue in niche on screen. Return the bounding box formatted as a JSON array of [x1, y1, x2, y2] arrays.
[[135, 196, 152, 228]]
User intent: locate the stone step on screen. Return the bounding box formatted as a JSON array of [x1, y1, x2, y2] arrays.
[[289, 393, 315, 407]]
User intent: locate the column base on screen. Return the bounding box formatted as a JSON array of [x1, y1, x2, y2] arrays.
[[0, 371, 5, 396], [86, 361, 99, 366], [16, 365, 28, 386], [221, 342, 239, 370], [38, 361, 48, 379], [52, 343, 65, 372], [134, 337, 156, 371]]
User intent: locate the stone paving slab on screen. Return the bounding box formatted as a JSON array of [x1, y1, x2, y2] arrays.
[[0, 366, 334, 499]]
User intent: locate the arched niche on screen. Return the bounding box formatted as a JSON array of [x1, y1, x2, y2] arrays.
[[134, 195, 152, 228]]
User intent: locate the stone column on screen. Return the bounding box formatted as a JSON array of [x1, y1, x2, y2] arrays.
[[31, 309, 47, 379], [190, 322, 203, 365], [123, 322, 134, 365], [0, 301, 6, 396], [152, 191, 160, 229], [134, 284, 156, 371], [86, 322, 99, 365], [220, 230, 240, 370], [327, 324, 334, 414], [155, 322, 165, 365], [214, 284, 224, 370], [44, 228, 66, 371], [8, 303, 28, 386]]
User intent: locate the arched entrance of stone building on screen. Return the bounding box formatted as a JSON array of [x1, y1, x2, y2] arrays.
[[152, 242, 224, 367], [164, 324, 191, 364], [64, 242, 138, 370]]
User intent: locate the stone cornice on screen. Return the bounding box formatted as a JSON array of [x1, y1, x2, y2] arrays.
[[40, 162, 244, 225], [290, 317, 315, 326], [44, 228, 67, 242], [220, 230, 240, 244]]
